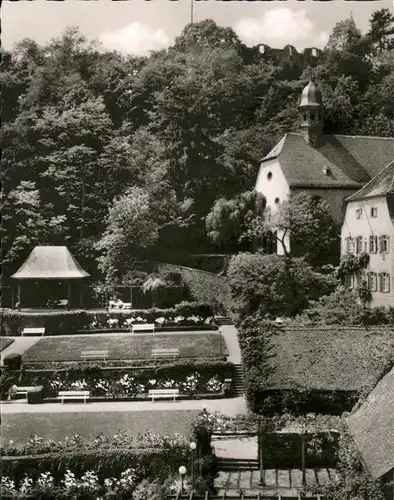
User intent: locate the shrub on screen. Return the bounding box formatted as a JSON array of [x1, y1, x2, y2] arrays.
[[227, 253, 337, 321], [3, 353, 22, 370], [27, 386, 44, 404], [1, 310, 90, 336]]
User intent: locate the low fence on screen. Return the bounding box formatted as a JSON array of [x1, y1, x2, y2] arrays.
[[170, 493, 325, 500]]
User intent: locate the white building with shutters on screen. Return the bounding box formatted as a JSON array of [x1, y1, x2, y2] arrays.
[[341, 160, 394, 308]]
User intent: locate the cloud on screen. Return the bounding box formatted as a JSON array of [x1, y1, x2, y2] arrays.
[[100, 22, 171, 56], [235, 8, 329, 49]]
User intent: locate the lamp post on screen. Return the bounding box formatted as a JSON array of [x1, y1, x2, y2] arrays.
[[179, 465, 187, 496], [190, 441, 197, 490]]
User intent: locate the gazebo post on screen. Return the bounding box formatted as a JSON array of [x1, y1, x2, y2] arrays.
[[259, 419, 266, 486], [80, 286, 84, 310], [301, 434, 306, 486], [17, 282, 21, 310], [67, 282, 72, 310]]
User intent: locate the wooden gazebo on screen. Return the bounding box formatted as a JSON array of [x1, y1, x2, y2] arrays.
[[11, 246, 90, 309]]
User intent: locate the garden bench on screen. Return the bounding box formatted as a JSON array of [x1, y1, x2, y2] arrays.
[[131, 323, 155, 334], [81, 350, 109, 362], [151, 348, 179, 360], [57, 299, 68, 308], [58, 390, 90, 404], [148, 388, 179, 402], [11, 386, 36, 399], [21, 327, 45, 337]]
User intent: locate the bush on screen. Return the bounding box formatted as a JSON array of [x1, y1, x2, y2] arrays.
[[3, 353, 22, 370], [27, 386, 44, 404], [227, 253, 337, 321], [1, 446, 189, 485], [1, 310, 90, 336]]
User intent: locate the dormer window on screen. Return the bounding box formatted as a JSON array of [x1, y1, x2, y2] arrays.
[[356, 208, 363, 220], [267, 172, 273, 180], [323, 167, 331, 176]]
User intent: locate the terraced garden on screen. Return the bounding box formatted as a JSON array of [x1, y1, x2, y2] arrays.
[[22, 332, 228, 363]]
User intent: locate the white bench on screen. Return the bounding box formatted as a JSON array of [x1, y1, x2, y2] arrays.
[[21, 327, 45, 337], [151, 348, 179, 360], [148, 389, 179, 402], [131, 323, 155, 334], [57, 299, 68, 308], [58, 390, 90, 404], [10, 386, 36, 399], [81, 350, 109, 362]]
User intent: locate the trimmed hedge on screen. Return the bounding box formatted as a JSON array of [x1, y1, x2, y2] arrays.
[[27, 386, 44, 404], [3, 354, 22, 371], [1, 310, 90, 336], [1, 302, 215, 336], [0, 447, 189, 485]]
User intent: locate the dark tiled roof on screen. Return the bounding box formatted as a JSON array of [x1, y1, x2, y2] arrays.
[[12, 246, 90, 280], [262, 326, 394, 392], [262, 133, 394, 189], [346, 366, 394, 479], [346, 160, 394, 201]]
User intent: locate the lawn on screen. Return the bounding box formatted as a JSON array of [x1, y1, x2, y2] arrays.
[[1, 337, 15, 352], [1, 410, 199, 445], [22, 332, 228, 363]]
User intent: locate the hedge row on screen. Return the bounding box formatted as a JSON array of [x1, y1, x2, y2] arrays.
[[0, 447, 188, 484], [0, 302, 215, 336]]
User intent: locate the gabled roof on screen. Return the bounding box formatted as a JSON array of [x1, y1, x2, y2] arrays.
[[12, 246, 90, 280], [346, 365, 394, 479], [261, 133, 394, 189], [346, 159, 394, 202], [262, 326, 394, 392]]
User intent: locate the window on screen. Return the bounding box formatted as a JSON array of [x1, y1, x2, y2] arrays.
[[356, 236, 363, 254], [379, 235, 390, 253], [379, 272, 390, 293], [370, 207, 378, 218], [267, 172, 273, 180], [367, 272, 377, 292], [345, 274, 353, 289], [274, 197, 280, 204], [346, 237, 354, 253], [369, 235, 378, 253], [356, 208, 363, 220]]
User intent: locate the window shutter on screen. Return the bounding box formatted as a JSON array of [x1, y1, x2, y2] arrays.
[[379, 236, 383, 253], [387, 236, 390, 253]]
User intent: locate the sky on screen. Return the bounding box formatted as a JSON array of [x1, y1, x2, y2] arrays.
[[2, 0, 393, 56]]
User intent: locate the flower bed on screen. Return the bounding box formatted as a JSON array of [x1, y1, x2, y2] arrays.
[[87, 309, 216, 332], [0, 432, 191, 498], [2, 361, 235, 401]]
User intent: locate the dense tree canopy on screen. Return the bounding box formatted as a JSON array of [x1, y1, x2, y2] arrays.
[[1, 10, 393, 285]]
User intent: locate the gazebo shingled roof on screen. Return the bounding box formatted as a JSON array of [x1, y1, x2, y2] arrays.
[[11, 246, 90, 280]]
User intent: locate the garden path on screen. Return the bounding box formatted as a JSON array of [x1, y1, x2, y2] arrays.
[[220, 325, 241, 364], [1, 396, 248, 415], [0, 336, 41, 364]]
